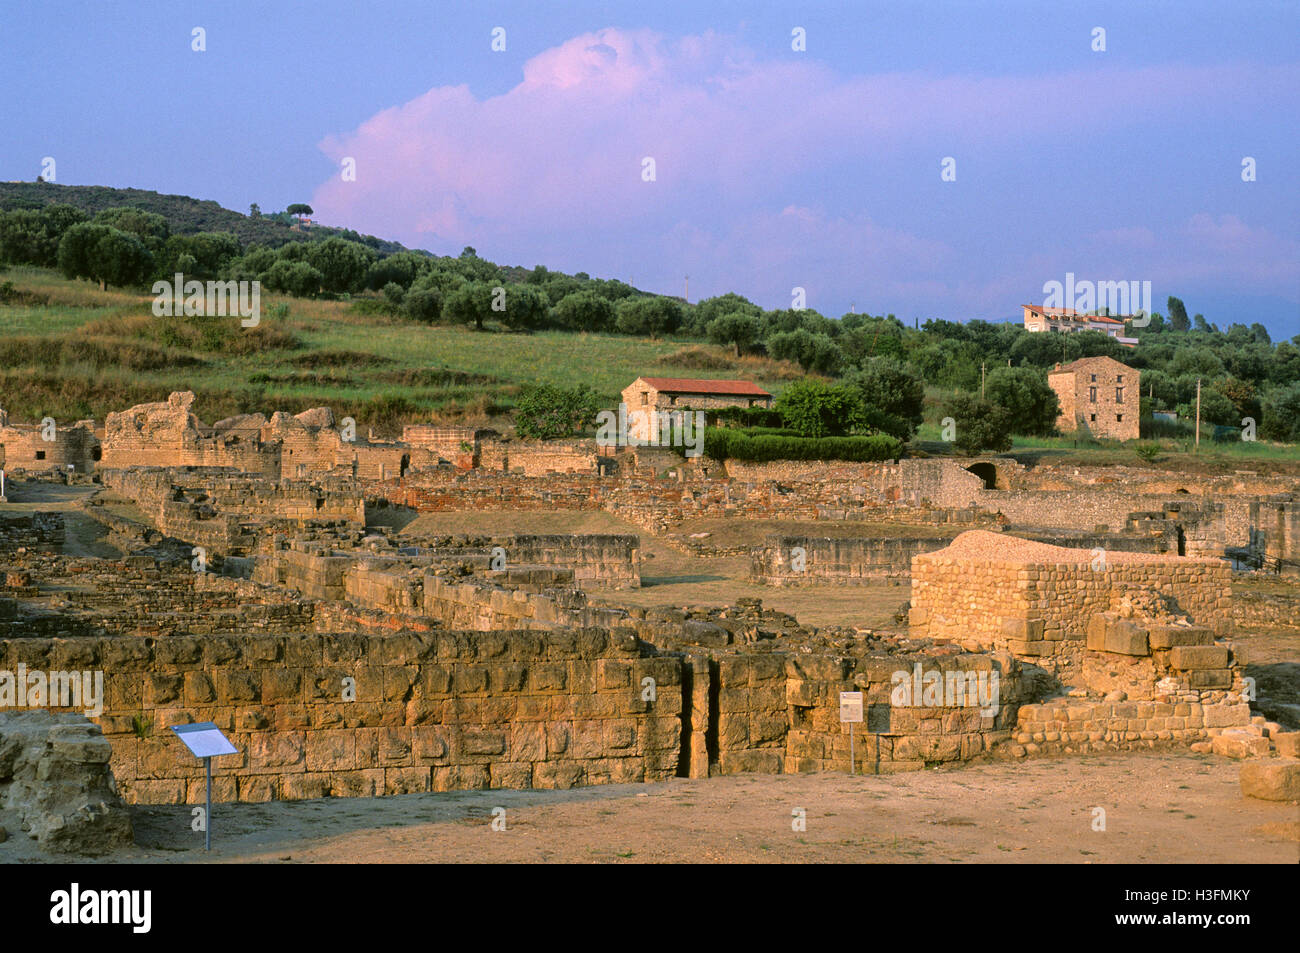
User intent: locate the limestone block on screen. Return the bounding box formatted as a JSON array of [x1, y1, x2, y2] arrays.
[[1239, 760, 1300, 802], [1188, 669, 1233, 690], [1211, 729, 1270, 759], [489, 762, 533, 789], [1148, 625, 1214, 649], [1170, 645, 1229, 670], [532, 761, 583, 789], [1275, 734, 1300, 759], [1002, 617, 1044, 642], [1104, 620, 1149, 656]]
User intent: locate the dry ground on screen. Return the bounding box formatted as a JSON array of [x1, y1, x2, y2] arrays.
[[2, 751, 1295, 864], [398, 508, 918, 630]]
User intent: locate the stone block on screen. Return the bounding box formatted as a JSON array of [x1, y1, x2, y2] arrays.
[[532, 761, 583, 789], [489, 762, 533, 789], [1188, 669, 1233, 690], [1239, 760, 1300, 802], [1170, 645, 1229, 670], [1104, 621, 1149, 656], [1211, 730, 1270, 759], [1002, 618, 1043, 642], [1148, 625, 1215, 649]]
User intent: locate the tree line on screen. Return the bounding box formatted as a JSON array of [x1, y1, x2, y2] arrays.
[[1, 200, 1296, 445]]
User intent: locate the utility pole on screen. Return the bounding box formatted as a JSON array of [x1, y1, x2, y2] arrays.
[[981, 362, 986, 399], [1195, 377, 1202, 450], [684, 275, 689, 302]]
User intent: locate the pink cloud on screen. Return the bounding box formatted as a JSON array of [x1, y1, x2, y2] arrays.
[[308, 28, 1298, 316]]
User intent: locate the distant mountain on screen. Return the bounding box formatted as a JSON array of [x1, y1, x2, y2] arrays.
[[0, 181, 414, 256]]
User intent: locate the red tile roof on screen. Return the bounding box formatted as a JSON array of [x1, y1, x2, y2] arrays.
[[1050, 355, 1136, 374], [1023, 305, 1125, 325], [635, 377, 772, 397]]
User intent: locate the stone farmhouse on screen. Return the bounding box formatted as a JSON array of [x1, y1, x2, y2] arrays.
[[1048, 355, 1141, 441], [620, 377, 772, 443], [1022, 305, 1138, 348]]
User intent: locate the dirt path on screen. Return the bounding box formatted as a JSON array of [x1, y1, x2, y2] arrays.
[[7, 751, 1293, 864]]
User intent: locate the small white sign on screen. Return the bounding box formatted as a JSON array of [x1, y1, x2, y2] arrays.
[[839, 691, 863, 723], [171, 721, 238, 758]]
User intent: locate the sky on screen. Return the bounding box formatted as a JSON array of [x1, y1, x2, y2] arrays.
[[3, 0, 1298, 339]]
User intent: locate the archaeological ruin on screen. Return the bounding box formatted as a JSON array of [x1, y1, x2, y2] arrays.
[[0, 390, 1297, 853]]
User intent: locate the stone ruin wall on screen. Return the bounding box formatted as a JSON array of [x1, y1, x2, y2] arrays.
[[750, 521, 1206, 587], [1249, 498, 1300, 572], [752, 535, 951, 584], [909, 552, 1232, 654], [0, 422, 99, 474], [0, 513, 65, 552], [0, 628, 1031, 805], [100, 468, 365, 555], [477, 439, 601, 476], [0, 630, 684, 804], [251, 534, 640, 605]]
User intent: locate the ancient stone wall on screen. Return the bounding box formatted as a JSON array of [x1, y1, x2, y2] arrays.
[[784, 652, 1024, 772], [478, 438, 600, 476], [752, 535, 951, 584], [0, 513, 65, 552], [0, 631, 682, 804], [910, 533, 1231, 645], [0, 421, 99, 474], [500, 535, 639, 589], [101, 392, 279, 476], [1250, 498, 1300, 572], [101, 468, 365, 555]]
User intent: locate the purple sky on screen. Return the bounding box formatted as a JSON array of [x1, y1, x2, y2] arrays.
[[4, 1, 1297, 337]]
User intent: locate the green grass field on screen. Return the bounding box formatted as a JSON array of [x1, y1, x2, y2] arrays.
[[915, 412, 1300, 473], [0, 266, 801, 433]]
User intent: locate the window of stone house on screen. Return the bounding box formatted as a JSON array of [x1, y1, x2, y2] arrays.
[[1117, 374, 1123, 382], [641, 392, 649, 405], [1116, 388, 1124, 403], [1089, 386, 1097, 403], [1090, 414, 1096, 422], [1116, 414, 1123, 422], [35, 450, 45, 460], [1090, 374, 1096, 381], [669, 395, 677, 405]]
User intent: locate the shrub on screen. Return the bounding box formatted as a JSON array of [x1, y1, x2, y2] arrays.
[[982, 366, 1060, 436], [841, 357, 925, 440], [513, 383, 602, 439], [708, 406, 785, 429], [404, 286, 443, 323], [945, 394, 1014, 455], [702, 429, 902, 462], [776, 379, 865, 437]]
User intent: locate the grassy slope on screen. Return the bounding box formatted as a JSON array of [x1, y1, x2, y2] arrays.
[[0, 266, 802, 434]]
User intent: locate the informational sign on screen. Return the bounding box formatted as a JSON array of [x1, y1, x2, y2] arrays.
[[839, 691, 864, 723], [171, 722, 238, 851], [171, 722, 238, 758], [840, 692, 864, 776]]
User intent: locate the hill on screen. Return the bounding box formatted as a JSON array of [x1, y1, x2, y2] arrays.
[[0, 181, 411, 255]]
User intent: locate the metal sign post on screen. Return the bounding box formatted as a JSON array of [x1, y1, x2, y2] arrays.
[[839, 691, 864, 775], [170, 722, 238, 851]]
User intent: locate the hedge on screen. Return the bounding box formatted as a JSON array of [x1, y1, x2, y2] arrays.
[[702, 428, 903, 462]]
